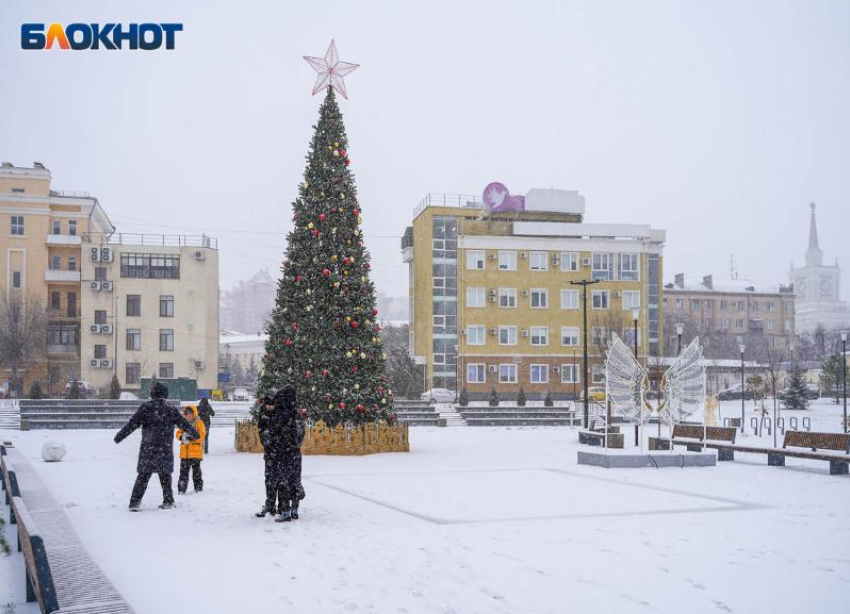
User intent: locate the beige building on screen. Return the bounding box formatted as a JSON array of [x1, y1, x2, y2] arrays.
[[80, 234, 220, 393], [662, 273, 795, 360], [0, 162, 219, 397], [402, 189, 665, 399], [0, 162, 113, 395]]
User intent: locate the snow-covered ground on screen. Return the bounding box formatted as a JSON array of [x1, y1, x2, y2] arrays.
[[2, 399, 849, 614]]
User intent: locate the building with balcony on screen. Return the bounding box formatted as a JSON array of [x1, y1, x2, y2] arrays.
[[662, 273, 796, 361], [0, 161, 113, 395], [402, 187, 666, 400]]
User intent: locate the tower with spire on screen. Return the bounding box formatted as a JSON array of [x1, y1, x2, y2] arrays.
[[789, 203, 850, 333]]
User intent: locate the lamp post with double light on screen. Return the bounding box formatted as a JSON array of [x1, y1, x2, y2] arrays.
[[738, 338, 746, 433]]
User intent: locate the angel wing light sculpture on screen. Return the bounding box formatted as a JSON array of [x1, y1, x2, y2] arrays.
[[605, 333, 707, 437]]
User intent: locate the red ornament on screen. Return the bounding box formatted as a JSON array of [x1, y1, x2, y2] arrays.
[[356, 404, 365, 412], [295, 275, 302, 282], [292, 323, 298, 330], [312, 229, 319, 237], [357, 241, 363, 247], [323, 268, 330, 276], [343, 257, 350, 265], [319, 213, 326, 221], [339, 402, 347, 409], [352, 366, 358, 373], [285, 338, 293, 346], [305, 370, 312, 378], [351, 321, 358, 329], [378, 386, 384, 393], [300, 408, 307, 417], [345, 158, 350, 166], [339, 149, 346, 157], [352, 209, 359, 216], [322, 369, 329, 376], [373, 309, 378, 316]]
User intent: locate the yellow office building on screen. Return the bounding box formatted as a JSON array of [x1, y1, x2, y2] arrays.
[[402, 188, 665, 400]]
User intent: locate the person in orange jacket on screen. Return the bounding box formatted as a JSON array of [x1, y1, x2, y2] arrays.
[[176, 405, 207, 494]]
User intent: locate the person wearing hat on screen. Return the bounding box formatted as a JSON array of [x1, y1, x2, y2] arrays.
[[197, 397, 215, 454], [176, 404, 207, 494], [114, 381, 199, 511], [271, 385, 304, 523], [255, 392, 281, 517]]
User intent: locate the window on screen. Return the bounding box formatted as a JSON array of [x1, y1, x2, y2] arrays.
[[67, 292, 76, 315], [499, 326, 517, 346], [561, 364, 579, 384], [750, 301, 759, 312], [719, 300, 728, 310], [560, 252, 579, 272], [766, 302, 774, 312], [94, 310, 107, 325], [530, 251, 548, 271], [691, 299, 700, 310], [499, 364, 517, 383], [159, 295, 174, 317], [432, 216, 458, 259], [530, 326, 549, 346], [466, 250, 485, 270], [498, 251, 517, 271], [50, 255, 61, 270], [11, 187, 24, 194], [561, 326, 579, 346], [50, 291, 61, 310], [736, 301, 745, 311], [12, 271, 21, 289], [47, 325, 77, 347], [67, 256, 77, 271], [622, 290, 640, 310], [736, 318, 745, 329], [159, 363, 174, 379], [498, 288, 517, 308], [466, 325, 486, 345], [530, 364, 549, 384], [10, 216, 24, 236], [466, 287, 485, 308], [623, 327, 641, 347], [95, 267, 107, 282], [675, 299, 683, 309], [121, 253, 180, 279], [591, 253, 612, 280], [159, 329, 175, 351], [466, 364, 486, 384], [126, 295, 141, 317], [126, 363, 141, 385], [530, 289, 548, 309], [720, 317, 730, 330], [52, 220, 61, 235], [703, 300, 712, 309], [592, 364, 606, 384], [592, 290, 610, 309], [592, 327, 610, 347], [68, 220, 77, 236], [561, 289, 579, 310], [766, 320, 775, 330], [126, 329, 141, 351], [94, 345, 107, 359], [619, 253, 640, 281]]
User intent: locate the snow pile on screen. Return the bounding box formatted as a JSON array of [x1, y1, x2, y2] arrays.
[[41, 439, 66, 462]]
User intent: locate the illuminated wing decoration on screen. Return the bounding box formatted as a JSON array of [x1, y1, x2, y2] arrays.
[[661, 336, 707, 424], [605, 333, 650, 423]]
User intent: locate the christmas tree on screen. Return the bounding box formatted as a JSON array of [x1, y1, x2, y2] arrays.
[[258, 86, 393, 426]]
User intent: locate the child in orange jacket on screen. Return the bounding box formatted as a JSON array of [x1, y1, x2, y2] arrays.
[[176, 405, 207, 494]]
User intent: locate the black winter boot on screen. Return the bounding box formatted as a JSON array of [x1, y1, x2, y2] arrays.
[[255, 504, 275, 518], [291, 500, 299, 520]]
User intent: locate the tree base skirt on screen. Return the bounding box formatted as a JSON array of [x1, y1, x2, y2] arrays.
[[234, 419, 409, 455]]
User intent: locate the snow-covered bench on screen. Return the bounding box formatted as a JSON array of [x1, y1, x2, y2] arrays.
[[711, 431, 850, 476], [2, 445, 136, 613], [1, 445, 21, 523], [649, 425, 738, 460]]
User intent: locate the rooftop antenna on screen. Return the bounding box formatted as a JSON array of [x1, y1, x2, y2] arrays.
[[729, 254, 738, 280]]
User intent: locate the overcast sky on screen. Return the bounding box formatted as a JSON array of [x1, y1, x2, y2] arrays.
[[1, 0, 848, 298]]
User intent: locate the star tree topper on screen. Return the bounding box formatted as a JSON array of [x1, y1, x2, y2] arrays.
[[304, 40, 359, 99]]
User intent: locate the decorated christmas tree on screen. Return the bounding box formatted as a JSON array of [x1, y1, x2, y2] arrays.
[[258, 55, 393, 426]]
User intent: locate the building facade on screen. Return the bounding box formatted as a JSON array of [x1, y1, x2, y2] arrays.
[[80, 234, 220, 394], [789, 203, 850, 334], [0, 161, 219, 397], [402, 188, 665, 399], [220, 268, 275, 334], [662, 273, 795, 360], [0, 162, 114, 395]]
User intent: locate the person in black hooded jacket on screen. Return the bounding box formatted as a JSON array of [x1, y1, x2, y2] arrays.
[[197, 397, 215, 453], [255, 393, 281, 517], [114, 382, 199, 511], [271, 385, 305, 523]]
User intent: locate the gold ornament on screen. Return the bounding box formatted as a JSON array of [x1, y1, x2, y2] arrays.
[[343, 270, 349, 277], [308, 222, 314, 229], [333, 150, 340, 157], [346, 316, 351, 321], [360, 352, 366, 359]]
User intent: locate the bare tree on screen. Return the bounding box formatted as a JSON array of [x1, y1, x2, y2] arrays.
[[0, 290, 47, 397]]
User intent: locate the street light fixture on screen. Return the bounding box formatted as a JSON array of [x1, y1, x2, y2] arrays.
[[631, 307, 640, 359], [570, 279, 601, 428], [675, 322, 684, 356], [738, 337, 746, 434], [841, 331, 848, 434]]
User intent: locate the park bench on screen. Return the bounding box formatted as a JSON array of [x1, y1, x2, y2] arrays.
[[2, 445, 136, 613], [578, 429, 624, 448], [649, 425, 738, 460], [712, 431, 850, 476], [1, 446, 21, 523]]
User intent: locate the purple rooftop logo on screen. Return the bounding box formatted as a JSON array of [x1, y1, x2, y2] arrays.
[[482, 182, 525, 214]]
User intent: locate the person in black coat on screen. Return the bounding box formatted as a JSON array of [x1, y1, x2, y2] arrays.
[[114, 382, 199, 511], [197, 397, 215, 453], [255, 393, 281, 517], [272, 386, 305, 523]]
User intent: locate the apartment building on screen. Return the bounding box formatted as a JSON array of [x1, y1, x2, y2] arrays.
[[80, 233, 220, 394], [0, 162, 114, 394], [402, 188, 666, 399], [0, 162, 219, 397], [662, 273, 795, 360]]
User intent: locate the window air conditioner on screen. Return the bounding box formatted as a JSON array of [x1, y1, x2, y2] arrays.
[[194, 250, 206, 261], [100, 359, 112, 368], [101, 248, 113, 262], [488, 365, 497, 373], [194, 360, 205, 369], [101, 281, 113, 291], [488, 328, 497, 335], [488, 253, 496, 260], [582, 258, 591, 266], [90, 359, 99, 367], [521, 329, 529, 337], [101, 324, 113, 335], [521, 290, 529, 297], [91, 247, 101, 262], [520, 252, 528, 259], [91, 324, 101, 333], [90, 281, 101, 290], [552, 366, 561, 373]]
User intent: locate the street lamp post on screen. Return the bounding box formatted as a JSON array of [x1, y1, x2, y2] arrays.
[[631, 307, 640, 446], [570, 279, 601, 428], [738, 338, 746, 434], [842, 332, 848, 434], [675, 322, 684, 356]]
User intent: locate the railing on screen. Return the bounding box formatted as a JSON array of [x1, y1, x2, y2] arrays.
[[84, 233, 219, 249], [47, 344, 79, 354], [413, 193, 481, 219], [50, 189, 91, 198], [47, 308, 81, 319]]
